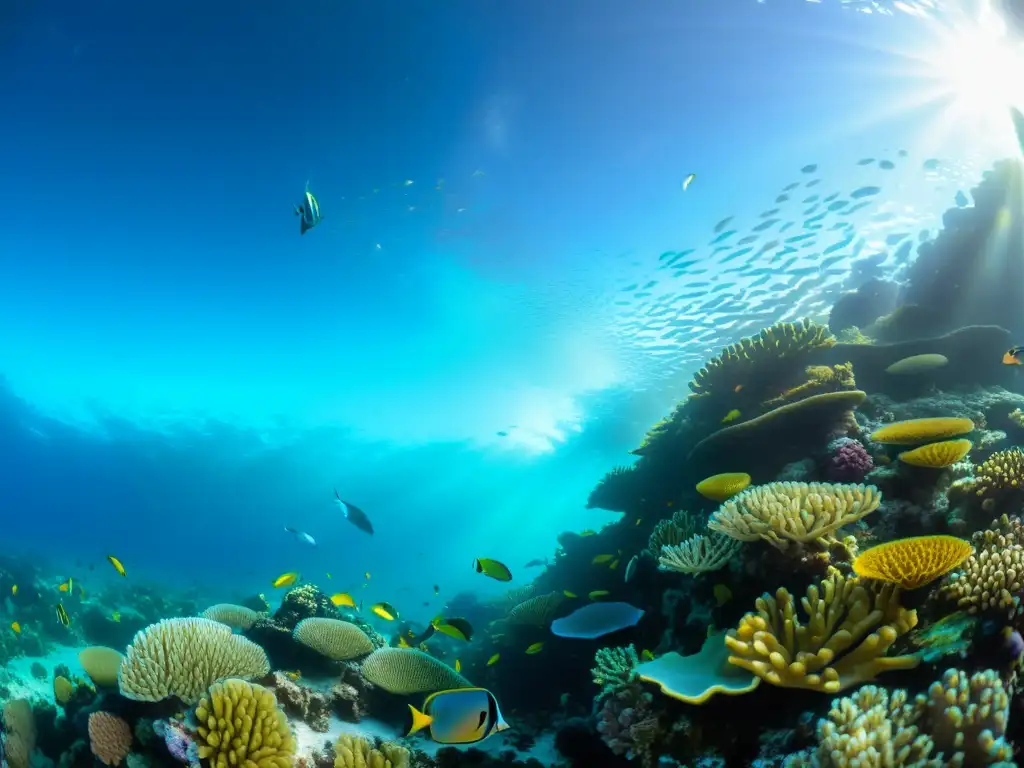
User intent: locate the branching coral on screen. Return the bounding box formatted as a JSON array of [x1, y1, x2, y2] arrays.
[[194, 679, 295, 768], [927, 668, 1014, 765], [724, 567, 920, 692], [658, 533, 741, 574], [972, 447, 1024, 497], [647, 510, 699, 557], [592, 645, 639, 697], [852, 535, 974, 590], [942, 515, 1024, 617], [708, 481, 881, 551], [88, 712, 132, 766]]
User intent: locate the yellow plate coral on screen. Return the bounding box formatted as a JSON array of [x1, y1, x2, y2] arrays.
[[695, 472, 751, 502], [852, 535, 974, 589], [870, 417, 974, 445], [898, 439, 972, 468]]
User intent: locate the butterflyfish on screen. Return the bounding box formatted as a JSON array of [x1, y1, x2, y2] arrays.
[[473, 558, 512, 582], [454, 659, 462, 673], [10, 621, 20, 634], [682, 172, 696, 191], [55, 603, 70, 627], [295, 182, 322, 235], [588, 590, 610, 600], [371, 602, 399, 621], [107, 555, 127, 577], [525, 642, 544, 654], [591, 554, 615, 565], [59, 578, 72, 593], [333, 489, 375, 535], [407, 688, 509, 745], [487, 653, 500, 666], [721, 409, 741, 424], [330, 592, 356, 608], [431, 617, 473, 642], [272, 572, 299, 588], [398, 636, 412, 648], [1004, 346, 1023, 365], [284, 526, 317, 547]]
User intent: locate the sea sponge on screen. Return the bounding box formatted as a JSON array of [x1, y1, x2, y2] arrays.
[[926, 668, 1014, 764], [360, 648, 470, 694], [852, 535, 974, 589], [194, 679, 295, 768], [972, 447, 1024, 497], [724, 567, 920, 692], [827, 438, 873, 482], [506, 591, 565, 627], [898, 439, 973, 468], [695, 472, 751, 502], [646, 509, 699, 556], [708, 481, 881, 551], [658, 533, 741, 574], [2, 699, 35, 768], [53, 675, 74, 705], [202, 603, 263, 631], [636, 631, 760, 704], [870, 417, 974, 445], [118, 617, 271, 704], [293, 618, 374, 660], [88, 711, 132, 766], [334, 734, 410, 768], [79, 646, 125, 687], [942, 517, 1024, 616]]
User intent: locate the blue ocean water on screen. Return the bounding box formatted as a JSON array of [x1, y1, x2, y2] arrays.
[[0, 0, 1018, 618]]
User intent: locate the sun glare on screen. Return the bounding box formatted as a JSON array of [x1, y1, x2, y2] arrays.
[[932, 15, 1024, 115]]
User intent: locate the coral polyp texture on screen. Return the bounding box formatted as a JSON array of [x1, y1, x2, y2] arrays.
[[87, 712, 132, 767], [2, 699, 35, 768], [201, 603, 264, 631], [359, 647, 471, 694], [926, 668, 1013, 765], [695, 472, 751, 501], [194, 678, 296, 768], [897, 438, 973, 468], [118, 617, 271, 704], [942, 515, 1024, 616], [852, 535, 974, 589], [292, 617, 374, 660], [505, 591, 566, 627], [724, 568, 920, 692], [971, 447, 1024, 497], [657, 532, 741, 574], [869, 417, 975, 445], [708, 481, 881, 551], [827, 438, 873, 482], [334, 733, 410, 768], [646, 509, 698, 556]]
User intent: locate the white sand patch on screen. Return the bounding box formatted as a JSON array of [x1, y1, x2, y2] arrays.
[[2, 644, 86, 704]]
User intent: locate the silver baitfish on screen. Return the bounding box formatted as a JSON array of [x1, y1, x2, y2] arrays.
[[284, 526, 317, 547]]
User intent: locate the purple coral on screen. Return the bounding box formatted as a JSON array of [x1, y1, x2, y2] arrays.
[[595, 686, 657, 759], [153, 718, 199, 768], [827, 438, 873, 482]]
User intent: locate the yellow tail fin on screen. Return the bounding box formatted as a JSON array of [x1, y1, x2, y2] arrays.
[[407, 704, 432, 737]]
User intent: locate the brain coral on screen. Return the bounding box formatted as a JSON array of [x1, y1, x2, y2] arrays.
[[118, 617, 270, 704], [708, 481, 881, 551], [897, 439, 972, 468], [293, 618, 374, 660], [87, 712, 132, 767], [360, 648, 471, 694], [870, 417, 974, 445], [201, 603, 263, 631], [852, 535, 974, 590], [195, 679, 295, 768], [695, 472, 751, 502]]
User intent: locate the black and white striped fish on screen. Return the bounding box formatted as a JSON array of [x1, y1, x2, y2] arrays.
[[294, 183, 322, 235]]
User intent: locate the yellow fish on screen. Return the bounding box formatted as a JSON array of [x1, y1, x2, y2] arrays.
[[55, 603, 70, 627], [641, 649, 655, 661], [59, 578, 72, 593], [330, 592, 356, 608], [10, 621, 20, 634], [721, 409, 741, 424], [591, 554, 615, 565], [10, 584, 16, 596], [588, 590, 610, 600], [107, 555, 127, 577], [371, 602, 398, 621], [398, 636, 412, 648], [284, 670, 302, 681], [609, 560, 619, 570], [455, 659, 462, 673], [111, 612, 121, 623], [525, 642, 544, 655], [487, 653, 501, 666], [326, 572, 332, 579], [713, 584, 732, 607], [563, 590, 577, 599], [272, 572, 299, 588], [579, 530, 596, 537], [473, 558, 512, 582]]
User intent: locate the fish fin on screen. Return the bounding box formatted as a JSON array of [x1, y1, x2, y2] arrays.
[[407, 704, 432, 737], [294, 206, 302, 216]]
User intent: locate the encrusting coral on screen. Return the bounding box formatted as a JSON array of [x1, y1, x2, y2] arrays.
[[708, 481, 881, 551], [852, 535, 974, 589], [334, 733, 410, 768], [942, 515, 1024, 617], [87, 711, 132, 767], [194, 678, 296, 768], [724, 567, 920, 692], [658, 532, 741, 574]]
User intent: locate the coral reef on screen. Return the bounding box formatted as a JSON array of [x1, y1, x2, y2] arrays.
[[194, 678, 296, 767]]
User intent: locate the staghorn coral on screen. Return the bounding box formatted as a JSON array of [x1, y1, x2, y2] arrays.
[[695, 472, 751, 502], [762, 362, 856, 409], [194, 678, 296, 768], [360, 648, 470, 694], [118, 617, 270, 704], [292, 617, 374, 660], [724, 567, 920, 692], [942, 515, 1024, 616], [201, 603, 263, 631], [898, 439, 973, 468], [506, 591, 565, 627], [591, 644, 639, 698], [870, 417, 975, 445], [708, 481, 881, 552], [88, 712, 132, 766], [647, 509, 699, 557], [972, 447, 1024, 497], [827, 438, 873, 483], [334, 734, 409, 768], [658, 533, 741, 574], [2, 699, 35, 768], [852, 535, 974, 590]]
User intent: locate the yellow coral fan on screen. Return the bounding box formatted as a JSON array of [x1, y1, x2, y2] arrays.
[[695, 472, 751, 502], [898, 439, 973, 468], [658, 533, 741, 574], [87, 712, 132, 767], [201, 603, 263, 631], [334, 734, 410, 768], [973, 447, 1024, 497], [194, 679, 295, 768], [708, 481, 881, 551], [53, 676, 74, 706], [79, 647, 124, 688], [724, 568, 920, 693], [293, 618, 374, 660], [360, 648, 471, 694], [942, 516, 1024, 616], [852, 535, 974, 590], [870, 417, 974, 445], [636, 631, 760, 704], [118, 617, 270, 704]]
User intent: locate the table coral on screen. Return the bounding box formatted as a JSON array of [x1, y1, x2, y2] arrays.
[[724, 567, 919, 692], [852, 535, 974, 589]]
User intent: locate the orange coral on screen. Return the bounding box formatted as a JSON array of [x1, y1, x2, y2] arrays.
[[870, 418, 974, 445], [897, 439, 972, 468], [852, 535, 974, 590], [695, 472, 751, 502], [88, 712, 132, 767]]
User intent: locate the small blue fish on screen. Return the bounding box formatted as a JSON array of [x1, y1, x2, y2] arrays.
[[284, 526, 317, 547], [294, 183, 322, 235]]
